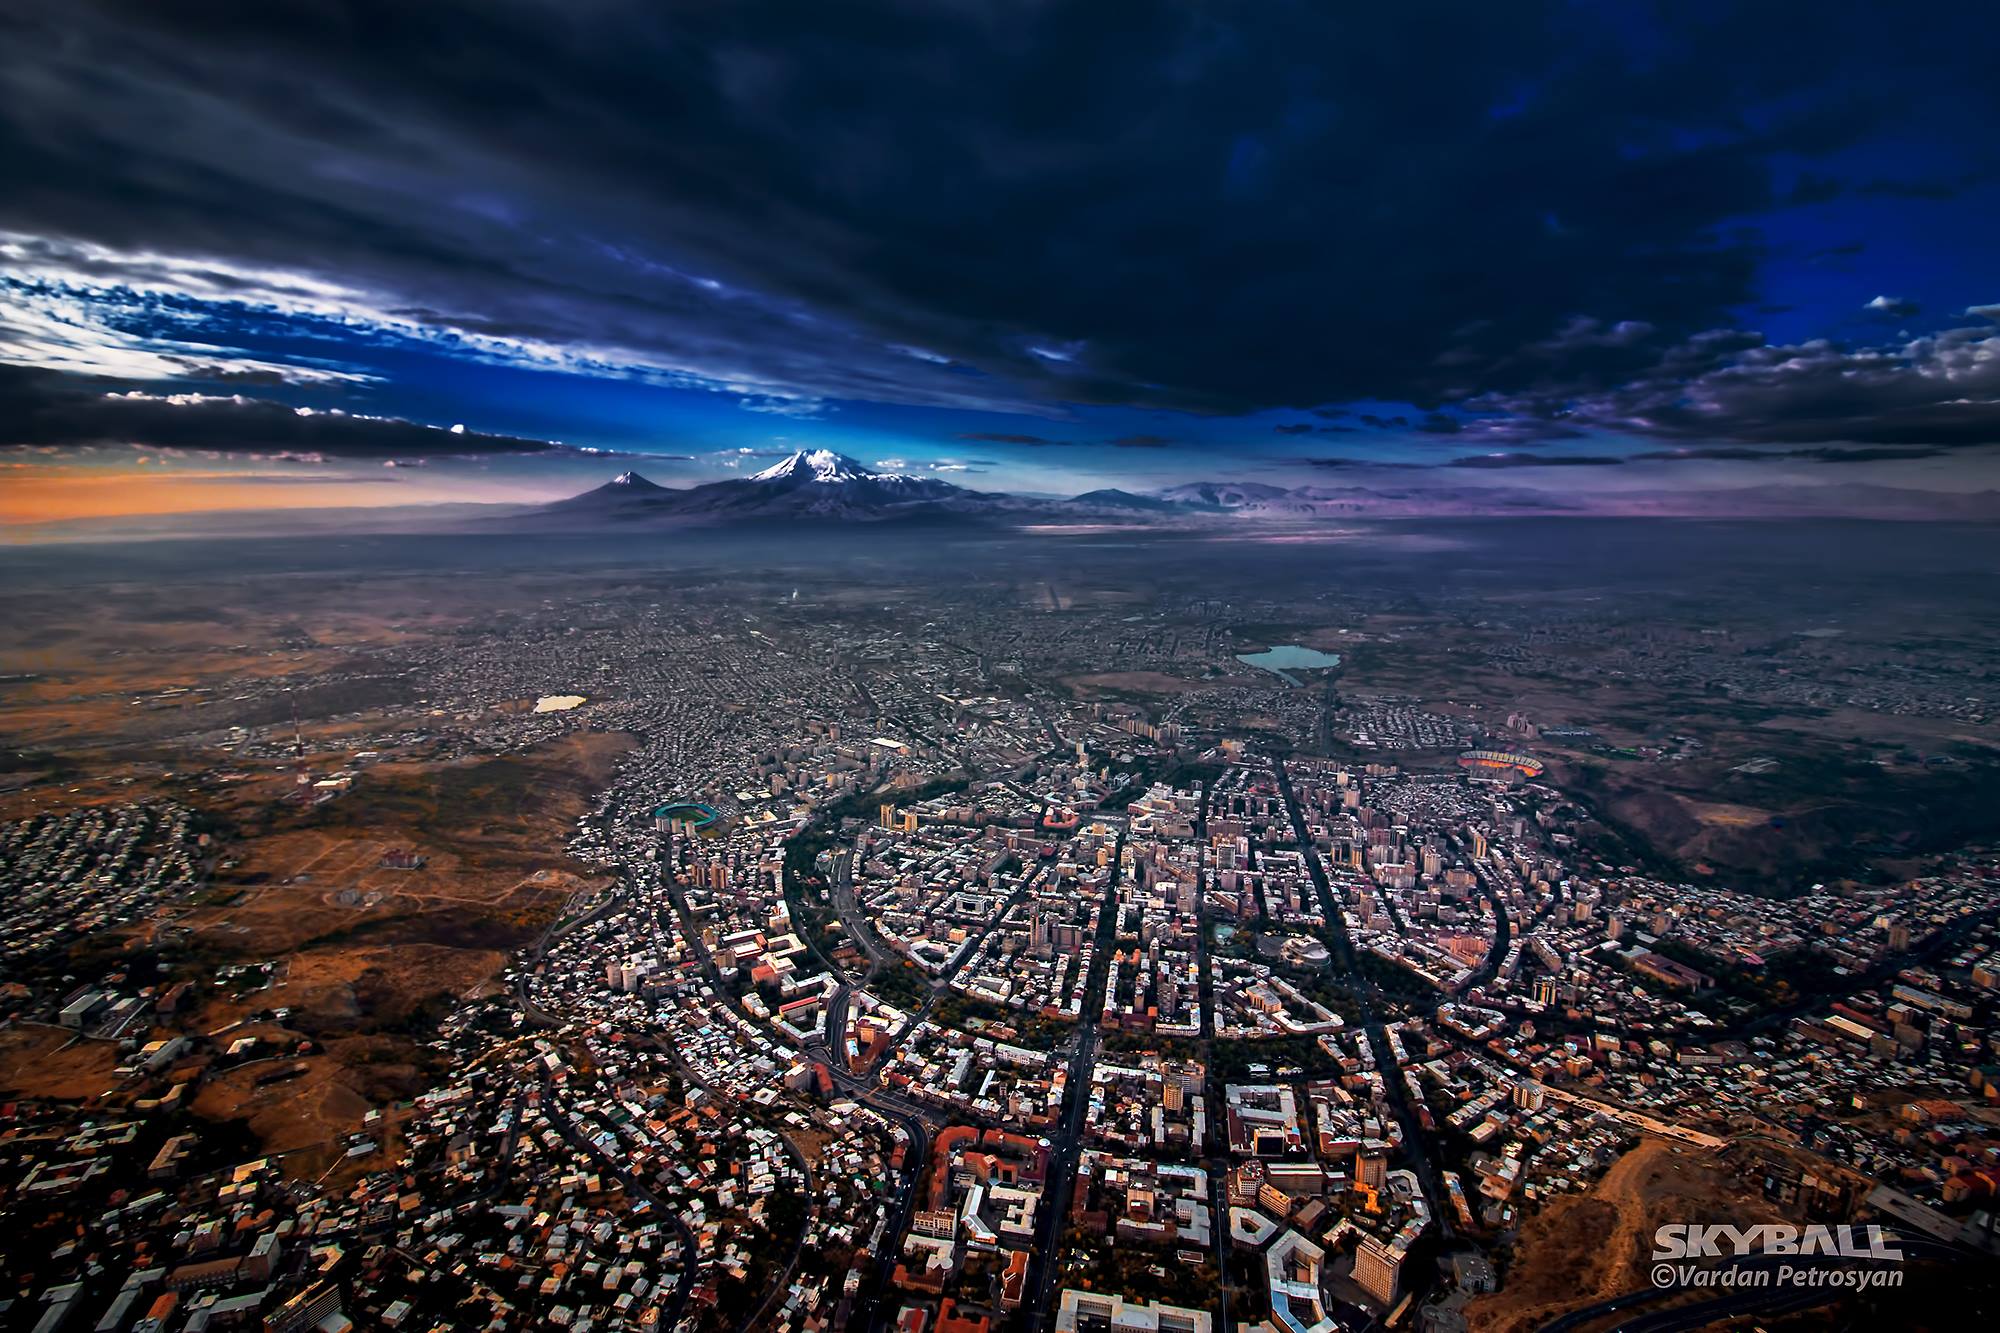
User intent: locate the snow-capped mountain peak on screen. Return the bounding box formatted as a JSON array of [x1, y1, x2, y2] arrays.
[[749, 449, 882, 483], [540, 450, 982, 523]]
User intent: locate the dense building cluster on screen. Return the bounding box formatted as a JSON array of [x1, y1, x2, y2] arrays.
[[0, 802, 205, 972], [4, 581, 1998, 1333]]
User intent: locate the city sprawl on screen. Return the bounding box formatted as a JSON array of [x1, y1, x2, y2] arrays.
[[2, 528, 1998, 1333]]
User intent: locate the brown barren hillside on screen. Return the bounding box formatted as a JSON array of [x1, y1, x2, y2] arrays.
[[1468, 1138, 1783, 1333]]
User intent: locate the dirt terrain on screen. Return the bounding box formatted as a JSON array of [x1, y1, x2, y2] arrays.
[[189, 733, 628, 955], [0, 587, 466, 750], [1467, 1138, 1783, 1333], [1064, 670, 1246, 696], [0, 1027, 124, 1102], [0, 726, 627, 1178]]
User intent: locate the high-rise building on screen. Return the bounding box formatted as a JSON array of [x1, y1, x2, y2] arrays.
[[1352, 1235, 1404, 1307], [267, 1283, 343, 1333]]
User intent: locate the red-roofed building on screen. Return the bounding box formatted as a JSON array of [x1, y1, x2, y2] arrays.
[[935, 1299, 991, 1333], [1000, 1249, 1030, 1310]]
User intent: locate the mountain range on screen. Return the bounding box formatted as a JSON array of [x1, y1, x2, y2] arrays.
[[540, 450, 996, 523], [527, 449, 2000, 527], [532, 449, 1552, 525]]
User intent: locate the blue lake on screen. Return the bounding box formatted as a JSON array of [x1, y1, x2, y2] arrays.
[[1237, 644, 1342, 672]]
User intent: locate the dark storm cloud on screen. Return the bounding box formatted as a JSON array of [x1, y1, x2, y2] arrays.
[[1310, 443, 1951, 471], [1633, 445, 1948, 464], [1302, 456, 1424, 471], [4, 0, 1994, 430], [0, 366, 554, 458], [1446, 452, 1627, 469], [1109, 434, 1173, 448], [1469, 319, 2000, 450], [1858, 170, 1995, 200], [1786, 174, 1845, 206]]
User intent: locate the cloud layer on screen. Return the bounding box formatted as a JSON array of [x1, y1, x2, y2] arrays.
[[1466, 319, 2000, 451], [0, 367, 553, 458], [0, 1, 1996, 469]]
